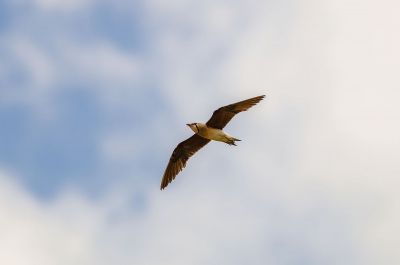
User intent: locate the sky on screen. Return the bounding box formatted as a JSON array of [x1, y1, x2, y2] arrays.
[[0, 0, 399, 264]]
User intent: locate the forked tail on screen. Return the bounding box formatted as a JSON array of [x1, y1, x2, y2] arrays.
[[225, 136, 241, 146]]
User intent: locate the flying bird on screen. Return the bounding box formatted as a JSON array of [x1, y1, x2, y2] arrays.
[[160, 95, 265, 190]]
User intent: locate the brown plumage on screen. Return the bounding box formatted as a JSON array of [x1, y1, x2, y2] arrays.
[[160, 135, 210, 190], [206, 95, 265, 129], [160, 95, 265, 190]]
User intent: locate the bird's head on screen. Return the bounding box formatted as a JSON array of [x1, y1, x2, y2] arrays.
[[186, 123, 199, 133]]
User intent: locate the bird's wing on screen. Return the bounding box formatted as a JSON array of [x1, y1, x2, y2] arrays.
[[206, 95, 265, 129], [160, 134, 210, 190]]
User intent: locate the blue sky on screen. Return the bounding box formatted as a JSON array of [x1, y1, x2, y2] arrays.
[[1, 0, 399, 264]]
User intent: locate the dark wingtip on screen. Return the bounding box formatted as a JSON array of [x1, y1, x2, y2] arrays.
[[250, 95, 265, 104]]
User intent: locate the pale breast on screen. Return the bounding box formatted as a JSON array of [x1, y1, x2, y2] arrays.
[[198, 126, 226, 141]]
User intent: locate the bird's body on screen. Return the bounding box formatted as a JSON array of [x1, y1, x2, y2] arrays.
[[160, 95, 265, 190], [187, 123, 240, 145]]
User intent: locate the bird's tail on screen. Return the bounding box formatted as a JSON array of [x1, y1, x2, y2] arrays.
[[225, 136, 241, 146]]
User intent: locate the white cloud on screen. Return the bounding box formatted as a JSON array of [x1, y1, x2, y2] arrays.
[[0, 36, 59, 119], [34, 0, 92, 12], [138, 0, 400, 263], [5, 0, 92, 12], [1, 35, 143, 117], [59, 41, 143, 107], [1, 0, 400, 264], [62, 42, 140, 85], [11, 39, 56, 89], [0, 171, 103, 265]]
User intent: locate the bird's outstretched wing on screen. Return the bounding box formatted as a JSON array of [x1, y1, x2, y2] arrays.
[[161, 134, 210, 190], [206, 95, 265, 129]]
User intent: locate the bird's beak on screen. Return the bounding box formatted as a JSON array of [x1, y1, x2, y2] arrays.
[[186, 124, 190, 127]]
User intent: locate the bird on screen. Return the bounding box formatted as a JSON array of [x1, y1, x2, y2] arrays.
[[160, 95, 265, 190]]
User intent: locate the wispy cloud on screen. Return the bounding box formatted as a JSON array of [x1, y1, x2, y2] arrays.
[[1, 0, 400, 264]]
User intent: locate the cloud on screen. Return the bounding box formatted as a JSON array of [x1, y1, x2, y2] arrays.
[[1, 0, 400, 264], [1, 35, 143, 118], [0, 171, 102, 265], [0, 168, 358, 265], [59, 41, 143, 106], [34, 0, 93, 12]]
